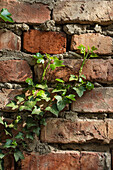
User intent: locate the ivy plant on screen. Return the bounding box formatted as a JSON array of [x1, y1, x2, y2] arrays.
[[0, 8, 98, 167]]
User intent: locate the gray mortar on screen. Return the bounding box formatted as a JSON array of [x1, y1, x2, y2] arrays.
[[0, 50, 36, 66], [78, 113, 107, 120], [0, 23, 29, 36], [34, 20, 62, 32], [36, 141, 51, 154], [59, 111, 78, 121]]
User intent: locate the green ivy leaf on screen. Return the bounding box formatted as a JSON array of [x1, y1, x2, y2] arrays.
[[66, 94, 76, 101], [32, 106, 44, 115], [25, 78, 34, 86], [4, 129, 12, 136], [16, 94, 25, 103], [7, 101, 18, 110], [0, 8, 14, 22], [40, 118, 47, 126], [86, 81, 94, 90], [33, 127, 40, 136], [53, 59, 64, 67], [35, 84, 48, 90], [55, 95, 69, 111], [69, 75, 78, 81], [19, 105, 32, 111], [3, 139, 12, 148], [73, 86, 86, 97], [45, 104, 59, 116], [56, 79, 64, 83], [26, 133, 34, 140], [14, 150, 24, 162], [26, 118, 36, 129], [0, 153, 5, 159], [15, 132, 24, 140], [0, 117, 4, 125], [0, 159, 3, 170], [81, 74, 86, 79], [50, 64, 56, 70], [78, 44, 86, 55]]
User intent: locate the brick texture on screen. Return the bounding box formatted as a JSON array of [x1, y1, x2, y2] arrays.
[[0, 88, 22, 111], [53, 1, 113, 24], [0, 60, 32, 83], [34, 59, 113, 84], [0, 0, 50, 23], [71, 87, 113, 113], [23, 30, 66, 54], [71, 33, 113, 55], [21, 151, 110, 170], [41, 118, 109, 144], [0, 29, 21, 51]]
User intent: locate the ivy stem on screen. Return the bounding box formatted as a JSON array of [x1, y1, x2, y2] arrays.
[[79, 51, 89, 77], [41, 61, 50, 83]]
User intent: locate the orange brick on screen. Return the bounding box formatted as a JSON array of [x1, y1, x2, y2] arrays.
[[23, 30, 66, 54]]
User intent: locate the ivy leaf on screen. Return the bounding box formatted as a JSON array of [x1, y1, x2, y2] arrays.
[[36, 90, 51, 102], [15, 132, 24, 140], [81, 74, 86, 79], [69, 75, 78, 81], [78, 44, 86, 55], [40, 118, 47, 126], [19, 105, 32, 111], [0, 8, 14, 23], [25, 78, 34, 86], [16, 94, 25, 104], [14, 150, 24, 162], [0, 159, 3, 170], [4, 129, 12, 136], [0, 153, 5, 159], [50, 64, 56, 70], [90, 53, 98, 58], [55, 95, 69, 111], [26, 133, 34, 140], [3, 139, 12, 148], [0, 117, 4, 125], [73, 86, 86, 97], [53, 59, 64, 67], [86, 81, 94, 90], [56, 79, 64, 83], [7, 101, 18, 110], [35, 84, 48, 90], [26, 118, 36, 129], [33, 127, 40, 136], [66, 94, 76, 101], [32, 106, 44, 115], [45, 104, 59, 116], [91, 46, 97, 51]]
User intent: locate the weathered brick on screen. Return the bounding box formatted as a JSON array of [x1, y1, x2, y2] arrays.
[[23, 30, 66, 54], [0, 88, 22, 111], [21, 151, 110, 170], [80, 152, 110, 170], [0, 0, 50, 23], [34, 59, 113, 84], [107, 119, 113, 142], [21, 151, 80, 170], [71, 33, 112, 55], [4, 154, 14, 170], [41, 118, 108, 144], [0, 60, 32, 83], [53, 1, 113, 25], [0, 29, 21, 51], [71, 87, 113, 113]]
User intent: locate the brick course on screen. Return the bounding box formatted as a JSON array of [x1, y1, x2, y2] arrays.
[[0, 60, 32, 83], [0, 0, 50, 23], [0, 29, 21, 51], [23, 30, 66, 54]]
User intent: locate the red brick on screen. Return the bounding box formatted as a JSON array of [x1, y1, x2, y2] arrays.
[[71, 87, 113, 113], [41, 118, 108, 144], [71, 33, 112, 55], [34, 59, 113, 84], [4, 154, 14, 170], [0, 60, 32, 83], [0, 0, 50, 23], [21, 151, 80, 170], [23, 30, 66, 54], [21, 151, 110, 170], [0, 88, 22, 111], [80, 152, 110, 170], [107, 119, 113, 142], [0, 29, 21, 51], [53, 1, 113, 24]]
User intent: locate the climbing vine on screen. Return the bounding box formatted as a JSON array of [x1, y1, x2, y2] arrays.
[[0, 8, 98, 169]]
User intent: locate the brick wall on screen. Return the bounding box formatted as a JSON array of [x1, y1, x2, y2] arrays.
[[0, 0, 113, 169]]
